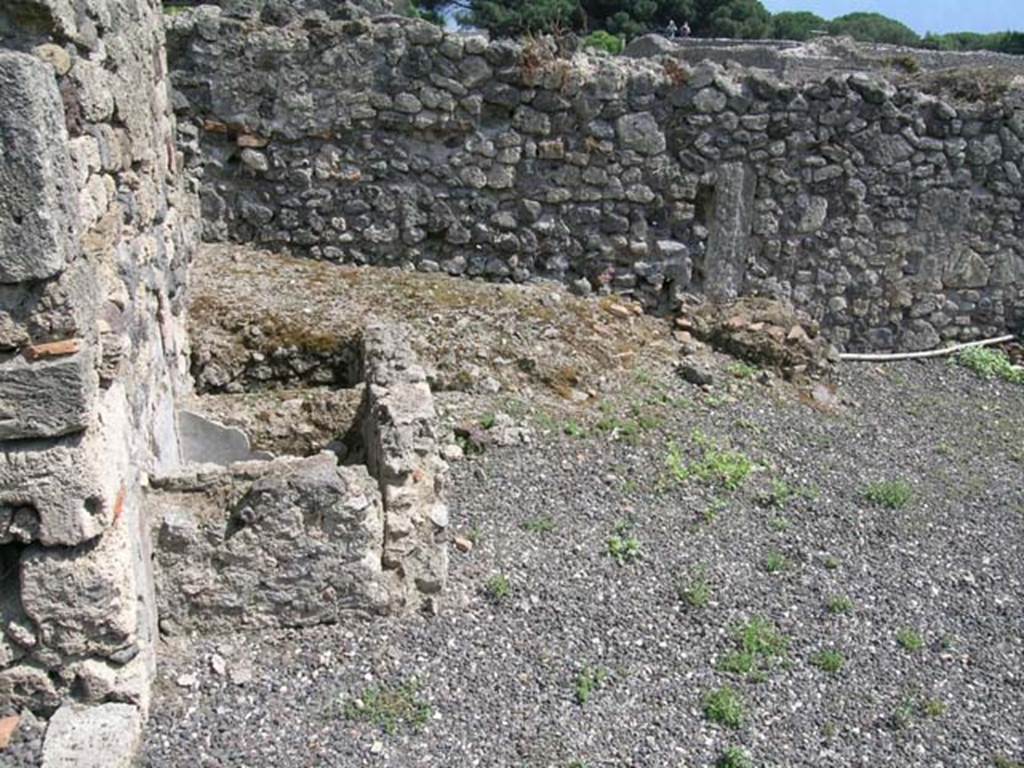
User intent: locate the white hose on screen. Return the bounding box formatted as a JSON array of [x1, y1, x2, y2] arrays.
[[839, 334, 1018, 362]]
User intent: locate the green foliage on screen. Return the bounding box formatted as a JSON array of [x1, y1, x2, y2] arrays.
[[522, 516, 556, 534], [454, 0, 582, 37], [864, 480, 913, 510], [667, 431, 752, 491], [897, 628, 924, 652], [827, 12, 919, 46], [699, 0, 772, 40], [827, 595, 853, 615], [703, 686, 745, 729], [607, 531, 642, 564], [485, 573, 511, 601], [582, 29, 624, 54], [718, 747, 753, 768], [771, 10, 826, 41], [922, 30, 1024, 56], [344, 680, 432, 734], [677, 566, 711, 608], [763, 551, 787, 573], [408, 0, 445, 25], [811, 649, 845, 674], [956, 347, 1024, 384], [726, 360, 759, 379], [720, 617, 788, 680], [574, 665, 608, 705]]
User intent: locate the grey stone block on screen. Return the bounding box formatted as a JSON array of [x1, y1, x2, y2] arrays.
[[20, 521, 137, 658], [42, 703, 142, 768], [151, 454, 391, 632], [0, 52, 77, 284], [0, 349, 97, 439], [0, 417, 122, 546]]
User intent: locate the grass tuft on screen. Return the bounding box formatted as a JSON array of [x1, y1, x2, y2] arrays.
[[864, 480, 912, 510], [704, 687, 745, 729], [574, 666, 608, 705], [717, 746, 753, 768], [811, 649, 845, 674], [344, 680, 432, 734], [956, 346, 1024, 384]]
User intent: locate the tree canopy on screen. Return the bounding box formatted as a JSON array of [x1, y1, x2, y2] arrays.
[[826, 11, 919, 46], [771, 10, 826, 41]]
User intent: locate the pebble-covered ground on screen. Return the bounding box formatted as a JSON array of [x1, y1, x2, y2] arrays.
[[138, 355, 1024, 768]]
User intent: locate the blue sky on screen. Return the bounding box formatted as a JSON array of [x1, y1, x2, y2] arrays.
[[762, 0, 1024, 34]]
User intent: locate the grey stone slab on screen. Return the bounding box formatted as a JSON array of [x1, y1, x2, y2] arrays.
[[0, 349, 97, 439], [177, 409, 270, 466], [42, 703, 141, 768], [0, 52, 77, 284], [704, 162, 756, 301]]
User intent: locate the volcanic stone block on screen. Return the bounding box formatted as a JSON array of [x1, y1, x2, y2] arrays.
[[0, 419, 122, 546], [704, 162, 756, 301], [0, 52, 77, 284], [150, 454, 390, 632], [20, 521, 137, 658], [41, 703, 142, 768], [0, 349, 96, 440]]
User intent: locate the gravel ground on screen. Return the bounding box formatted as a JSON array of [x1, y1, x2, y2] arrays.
[[137, 356, 1024, 768]]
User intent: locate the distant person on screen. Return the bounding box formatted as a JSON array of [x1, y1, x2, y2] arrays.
[[666, 19, 678, 39], [681, 21, 691, 38]]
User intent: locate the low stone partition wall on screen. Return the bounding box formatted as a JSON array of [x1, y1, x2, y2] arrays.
[[150, 455, 391, 633], [168, 10, 1024, 351], [148, 323, 449, 633]]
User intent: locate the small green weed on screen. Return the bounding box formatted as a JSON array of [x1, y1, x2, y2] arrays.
[[956, 346, 1024, 384], [823, 555, 841, 570], [764, 551, 788, 573], [703, 687, 745, 729], [993, 756, 1024, 768], [827, 596, 853, 615], [720, 617, 788, 680], [922, 698, 947, 717], [574, 666, 608, 705], [485, 574, 511, 601], [563, 420, 586, 438], [718, 746, 753, 768], [864, 480, 912, 510], [668, 431, 753, 491], [344, 680, 432, 734], [897, 628, 924, 652], [677, 566, 711, 608], [522, 516, 555, 534], [607, 534, 641, 565], [811, 649, 845, 674], [726, 360, 760, 380], [702, 497, 727, 523], [479, 412, 497, 430], [764, 478, 794, 507]]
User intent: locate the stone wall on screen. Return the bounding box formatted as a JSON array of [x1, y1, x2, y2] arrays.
[[169, 10, 1024, 350], [0, 0, 197, 724]]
